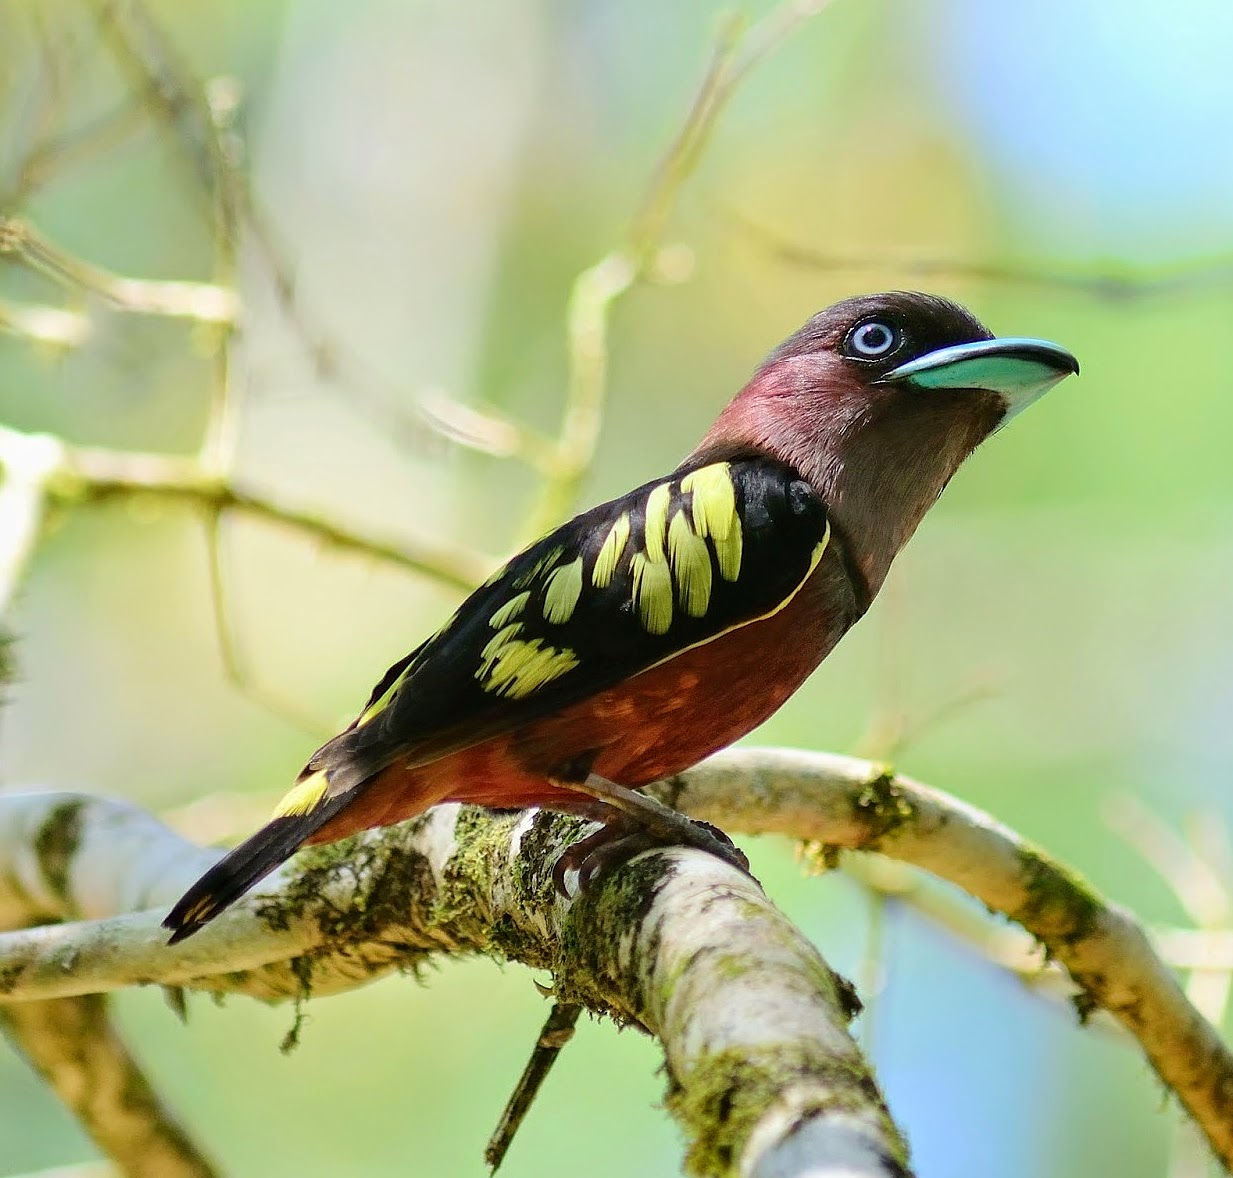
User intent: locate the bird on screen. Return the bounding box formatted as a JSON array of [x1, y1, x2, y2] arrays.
[[163, 291, 1078, 943]]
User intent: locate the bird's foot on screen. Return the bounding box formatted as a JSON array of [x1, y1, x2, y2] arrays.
[[551, 813, 751, 898]]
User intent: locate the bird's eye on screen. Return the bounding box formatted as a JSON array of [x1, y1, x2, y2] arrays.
[[846, 320, 899, 359]]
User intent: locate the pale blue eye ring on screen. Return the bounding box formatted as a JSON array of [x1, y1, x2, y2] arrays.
[[849, 321, 897, 357]]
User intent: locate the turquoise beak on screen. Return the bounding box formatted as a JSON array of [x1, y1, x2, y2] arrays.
[[881, 337, 1079, 422]]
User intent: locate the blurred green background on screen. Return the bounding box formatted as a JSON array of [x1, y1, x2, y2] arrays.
[[2, 0, 1233, 1174]]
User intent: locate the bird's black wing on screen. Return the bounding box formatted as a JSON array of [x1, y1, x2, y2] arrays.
[[162, 457, 831, 942], [285, 456, 831, 807]]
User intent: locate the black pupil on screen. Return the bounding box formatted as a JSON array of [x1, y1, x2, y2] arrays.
[[857, 324, 892, 353]]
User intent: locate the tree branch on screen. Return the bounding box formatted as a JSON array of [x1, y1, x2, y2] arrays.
[[656, 749, 1233, 1168], [0, 423, 495, 596], [728, 211, 1233, 301], [0, 748, 1230, 1170], [1, 995, 218, 1178], [0, 216, 237, 323], [0, 786, 908, 1178]]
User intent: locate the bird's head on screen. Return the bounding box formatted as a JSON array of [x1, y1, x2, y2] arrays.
[[692, 292, 1079, 598]]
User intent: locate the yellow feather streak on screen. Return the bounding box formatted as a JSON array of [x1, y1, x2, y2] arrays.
[[271, 771, 330, 819], [683, 463, 742, 581], [712, 525, 743, 583], [683, 464, 735, 537], [478, 624, 579, 698], [667, 509, 712, 617], [489, 590, 531, 629], [631, 552, 674, 635], [592, 513, 630, 588], [542, 558, 584, 625], [514, 546, 563, 589], [643, 483, 672, 563], [178, 896, 219, 926]]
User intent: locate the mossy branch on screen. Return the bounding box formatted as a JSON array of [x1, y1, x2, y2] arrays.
[[0, 748, 1230, 1171], [0, 785, 909, 1178]]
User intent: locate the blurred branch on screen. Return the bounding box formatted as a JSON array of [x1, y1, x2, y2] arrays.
[[0, 750, 1230, 1169], [524, 0, 835, 536], [12, 101, 147, 201], [415, 388, 560, 470], [1105, 795, 1233, 1178], [0, 423, 495, 596], [730, 211, 1233, 300], [87, 0, 241, 241], [1, 995, 217, 1178], [0, 428, 64, 617], [0, 296, 91, 348], [0, 216, 238, 323], [200, 512, 334, 738], [0, 784, 910, 1178], [86, 0, 439, 455]]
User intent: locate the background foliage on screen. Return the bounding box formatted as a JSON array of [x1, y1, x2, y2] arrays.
[[2, 1, 1232, 1175]]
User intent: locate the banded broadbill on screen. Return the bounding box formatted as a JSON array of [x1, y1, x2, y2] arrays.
[[165, 292, 1078, 942]]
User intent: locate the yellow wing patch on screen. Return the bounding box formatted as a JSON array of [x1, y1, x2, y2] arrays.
[[271, 771, 330, 819], [712, 524, 742, 583], [359, 693, 391, 727], [643, 483, 672, 563], [489, 590, 531, 629], [682, 462, 743, 581], [542, 558, 584, 625], [592, 513, 630, 588], [630, 552, 674, 635], [478, 623, 579, 698], [683, 463, 736, 538], [667, 509, 712, 617], [513, 545, 563, 589], [611, 464, 750, 634]]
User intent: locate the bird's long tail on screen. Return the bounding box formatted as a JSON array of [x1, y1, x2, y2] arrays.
[[162, 772, 350, 945]]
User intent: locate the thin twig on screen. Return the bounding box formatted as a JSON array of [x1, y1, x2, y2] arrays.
[[415, 388, 559, 470], [729, 211, 1233, 301], [485, 1001, 582, 1172], [87, 0, 241, 238], [0, 216, 238, 323], [13, 102, 147, 200], [201, 512, 334, 738], [88, 0, 438, 455]]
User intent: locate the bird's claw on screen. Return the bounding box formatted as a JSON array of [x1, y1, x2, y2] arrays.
[[552, 815, 752, 899]]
